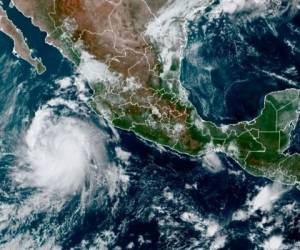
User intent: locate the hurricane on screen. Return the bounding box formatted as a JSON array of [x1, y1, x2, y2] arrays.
[[14, 107, 112, 197]]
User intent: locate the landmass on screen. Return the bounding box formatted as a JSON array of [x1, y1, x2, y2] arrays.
[[0, 4, 45, 74], [5, 0, 300, 185]]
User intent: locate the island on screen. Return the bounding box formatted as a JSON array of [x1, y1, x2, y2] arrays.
[[4, 0, 300, 185]]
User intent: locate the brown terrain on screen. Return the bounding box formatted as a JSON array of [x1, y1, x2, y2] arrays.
[[12, 0, 163, 80], [11, 0, 204, 153], [0, 5, 45, 74]]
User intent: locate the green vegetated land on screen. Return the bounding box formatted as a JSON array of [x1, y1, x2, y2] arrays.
[[224, 89, 300, 183], [94, 86, 300, 185]]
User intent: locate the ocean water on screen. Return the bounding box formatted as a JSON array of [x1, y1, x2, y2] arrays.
[[181, 2, 300, 125], [0, 1, 299, 249]]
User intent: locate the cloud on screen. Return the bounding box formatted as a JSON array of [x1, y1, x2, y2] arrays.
[[202, 152, 225, 173], [249, 182, 288, 212], [263, 235, 283, 250]]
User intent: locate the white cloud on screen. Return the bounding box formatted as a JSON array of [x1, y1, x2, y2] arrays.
[[180, 211, 199, 224], [16, 108, 108, 196], [115, 147, 131, 163], [210, 235, 227, 250], [55, 77, 72, 89], [13, 103, 128, 208], [47, 97, 79, 111], [232, 182, 289, 223], [250, 182, 288, 212], [263, 235, 283, 250], [232, 209, 248, 221], [210, 0, 298, 20], [77, 51, 119, 84], [202, 152, 224, 173], [205, 219, 221, 237]]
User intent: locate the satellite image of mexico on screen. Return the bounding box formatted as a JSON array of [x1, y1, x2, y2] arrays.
[[0, 0, 300, 249]]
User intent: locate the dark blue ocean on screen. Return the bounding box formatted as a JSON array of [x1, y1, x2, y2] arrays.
[[0, 1, 300, 249], [181, 2, 300, 126]]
